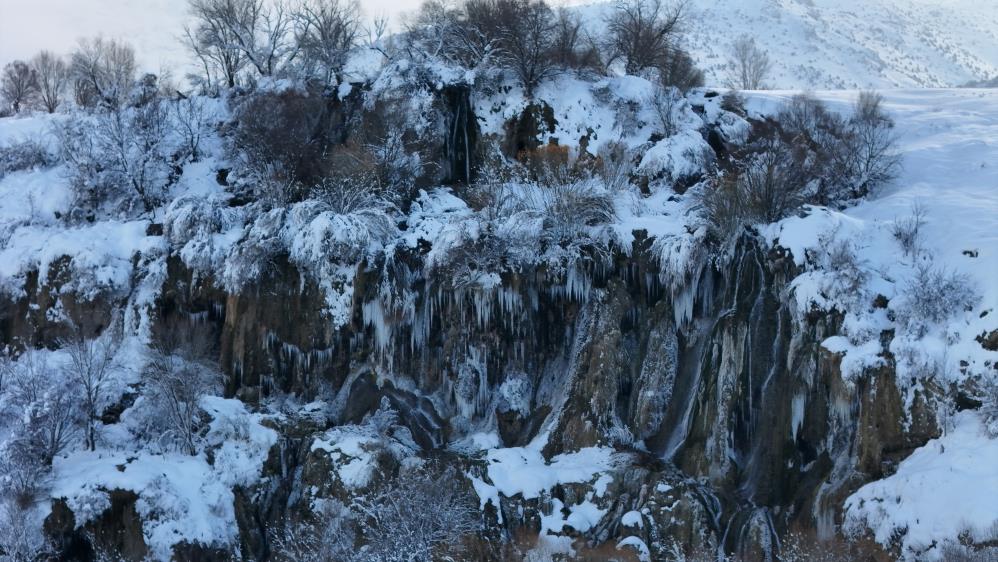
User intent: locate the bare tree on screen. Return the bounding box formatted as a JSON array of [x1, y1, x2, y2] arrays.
[[69, 37, 137, 109], [171, 95, 211, 162], [728, 34, 771, 90], [550, 8, 599, 72], [184, 0, 248, 90], [144, 329, 220, 456], [605, 0, 685, 75], [293, 0, 361, 87], [61, 330, 119, 451], [30, 51, 69, 113], [844, 91, 901, 197], [187, 0, 298, 80], [0, 61, 39, 114]]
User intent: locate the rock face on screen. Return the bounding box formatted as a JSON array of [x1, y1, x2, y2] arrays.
[[6, 86, 944, 561], [112, 227, 934, 560]]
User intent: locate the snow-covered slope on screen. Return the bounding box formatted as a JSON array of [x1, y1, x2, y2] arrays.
[[573, 0, 998, 90], [687, 0, 998, 89]]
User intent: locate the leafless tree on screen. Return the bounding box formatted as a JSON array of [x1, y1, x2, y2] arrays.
[[69, 37, 137, 109], [171, 95, 211, 162], [550, 8, 599, 72], [293, 0, 361, 87], [1, 61, 39, 114], [144, 329, 220, 456], [61, 330, 119, 451], [605, 0, 685, 75], [30, 51, 70, 113], [728, 34, 771, 90], [184, 0, 248, 90], [187, 0, 299, 80], [844, 91, 901, 197]]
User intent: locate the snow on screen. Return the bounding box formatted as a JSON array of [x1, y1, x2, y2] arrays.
[[751, 89, 998, 389], [483, 446, 616, 501], [50, 396, 277, 561], [617, 536, 652, 562], [621, 510, 644, 528], [844, 411, 998, 560]]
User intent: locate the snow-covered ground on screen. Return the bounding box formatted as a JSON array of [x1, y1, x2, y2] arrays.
[[683, 0, 998, 89]]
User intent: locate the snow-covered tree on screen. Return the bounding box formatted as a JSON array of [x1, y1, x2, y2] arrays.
[[69, 37, 136, 109], [143, 337, 221, 456], [0, 351, 80, 500], [293, 0, 361, 87], [61, 330, 119, 451], [56, 94, 174, 217]]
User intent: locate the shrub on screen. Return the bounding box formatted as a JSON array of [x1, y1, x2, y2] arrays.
[[56, 100, 174, 217], [0, 138, 56, 179], [897, 261, 978, 336], [890, 201, 926, 257]]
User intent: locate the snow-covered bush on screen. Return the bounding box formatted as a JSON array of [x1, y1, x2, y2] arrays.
[[0, 351, 80, 499], [169, 95, 211, 162], [497, 372, 533, 416], [269, 500, 357, 562], [0, 499, 54, 562], [0, 137, 56, 179], [896, 261, 979, 337], [56, 99, 174, 218], [352, 465, 482, 562], [890, 202, 927, 258]]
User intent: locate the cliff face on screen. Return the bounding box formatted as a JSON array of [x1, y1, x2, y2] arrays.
[[114, 226, 934, 560], [9, 83, 989, 562]]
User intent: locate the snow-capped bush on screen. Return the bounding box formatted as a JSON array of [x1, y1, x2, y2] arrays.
[[0, 499, 54, 562], [0, 137, 56, 179], [56, 100, 174, 218], [890, 201, 926, 258], [0, 351, 80, 500], [896, 261, 979, 337], [498, 372, 533, 416], [351, 465, 482, 562]]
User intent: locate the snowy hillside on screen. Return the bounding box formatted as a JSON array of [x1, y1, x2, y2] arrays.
[[571, 0, 998, 89], [687, 0, 998, 89]]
